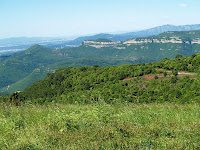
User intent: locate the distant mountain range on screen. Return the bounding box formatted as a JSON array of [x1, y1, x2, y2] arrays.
[[117, 24, 200, 40], [1, 29, 200, 94], [61, 24, 200, 46], [82, 30, 200, 61], [1, 24, 200, 56]]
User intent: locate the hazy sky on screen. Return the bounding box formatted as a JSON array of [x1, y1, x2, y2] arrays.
[[1, 0, 200, 38]]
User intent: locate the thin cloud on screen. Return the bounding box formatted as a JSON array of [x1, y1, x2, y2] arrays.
[[179, 4, 188, 7]]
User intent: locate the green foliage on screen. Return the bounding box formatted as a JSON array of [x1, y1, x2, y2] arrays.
[[88, 38, 113, 42], [163, 71, 167, 77], [13, 53, 199, 105], [20, 63, 159, 104], [9, 92, 24, 106], [0, 57, 133, 95], [0, 95, 7, 103], [172, 70, 178, 76], [0, 103, 199, 149], [171, 76, 178, 84], [0, 45, 68, 91], [175, 54, 183, 59]]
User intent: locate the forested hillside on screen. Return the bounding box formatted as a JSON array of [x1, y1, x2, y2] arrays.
[[0, 45, 69, 90], [6, 53, 198, 105]]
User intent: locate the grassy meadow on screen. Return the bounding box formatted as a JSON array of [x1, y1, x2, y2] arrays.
[[0, 102, 199, 149]]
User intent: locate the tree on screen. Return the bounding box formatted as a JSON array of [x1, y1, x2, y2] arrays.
[[9, 91, 22, 106], [175, 54, 183, 59], [163, 71, 167, 77], [172, 70, 178, 76], [192, 54, 197, 58], [154, 75, 158, 79], [171, 76, 178, 83]]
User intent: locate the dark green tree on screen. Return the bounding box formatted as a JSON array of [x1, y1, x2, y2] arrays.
[[175, 54, 183, 59], [163, 71, 167, 77], [172, 70, 178, 76]]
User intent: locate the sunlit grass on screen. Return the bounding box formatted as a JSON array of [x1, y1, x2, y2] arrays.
[[0, 103, 199, 149]]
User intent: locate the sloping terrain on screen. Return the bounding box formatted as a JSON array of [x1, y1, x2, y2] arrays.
[[0, 45, 70, 90], [15, 52, 200, 105], [1, 57, 132, 94]]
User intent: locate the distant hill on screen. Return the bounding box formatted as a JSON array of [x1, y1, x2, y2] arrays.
[[0, 37, 71, 56], [0, 45, 70, 90], [82, 30, 200, 60], [117, 24, 200, 40], [0, 44, 134, 94]]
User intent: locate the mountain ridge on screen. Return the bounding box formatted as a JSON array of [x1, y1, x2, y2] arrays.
[[1, 24, 200, 56], [63, 24, 200, 46]]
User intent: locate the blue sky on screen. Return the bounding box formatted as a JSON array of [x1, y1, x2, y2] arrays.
[[1, 0, 200, 38]]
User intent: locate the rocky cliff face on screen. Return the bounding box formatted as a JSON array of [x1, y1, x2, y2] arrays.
[[83, 30, 200, 49], [83, 40, 126, 49], [124, 37, 200, 45], [83, 37, 200, 49]]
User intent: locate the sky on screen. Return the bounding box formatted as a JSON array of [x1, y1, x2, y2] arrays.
[[0, 0, 200, 39]]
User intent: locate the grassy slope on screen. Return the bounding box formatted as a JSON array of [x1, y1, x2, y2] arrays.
[[0, 103, 199, 149], [0, 68, 49, 94], [0, 56, 9, 63]]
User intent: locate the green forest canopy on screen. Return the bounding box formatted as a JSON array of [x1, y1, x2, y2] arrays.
[[6, 53, 200, 105]]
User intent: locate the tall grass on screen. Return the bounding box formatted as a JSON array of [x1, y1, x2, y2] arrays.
[[0, 102, 199, 149]]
